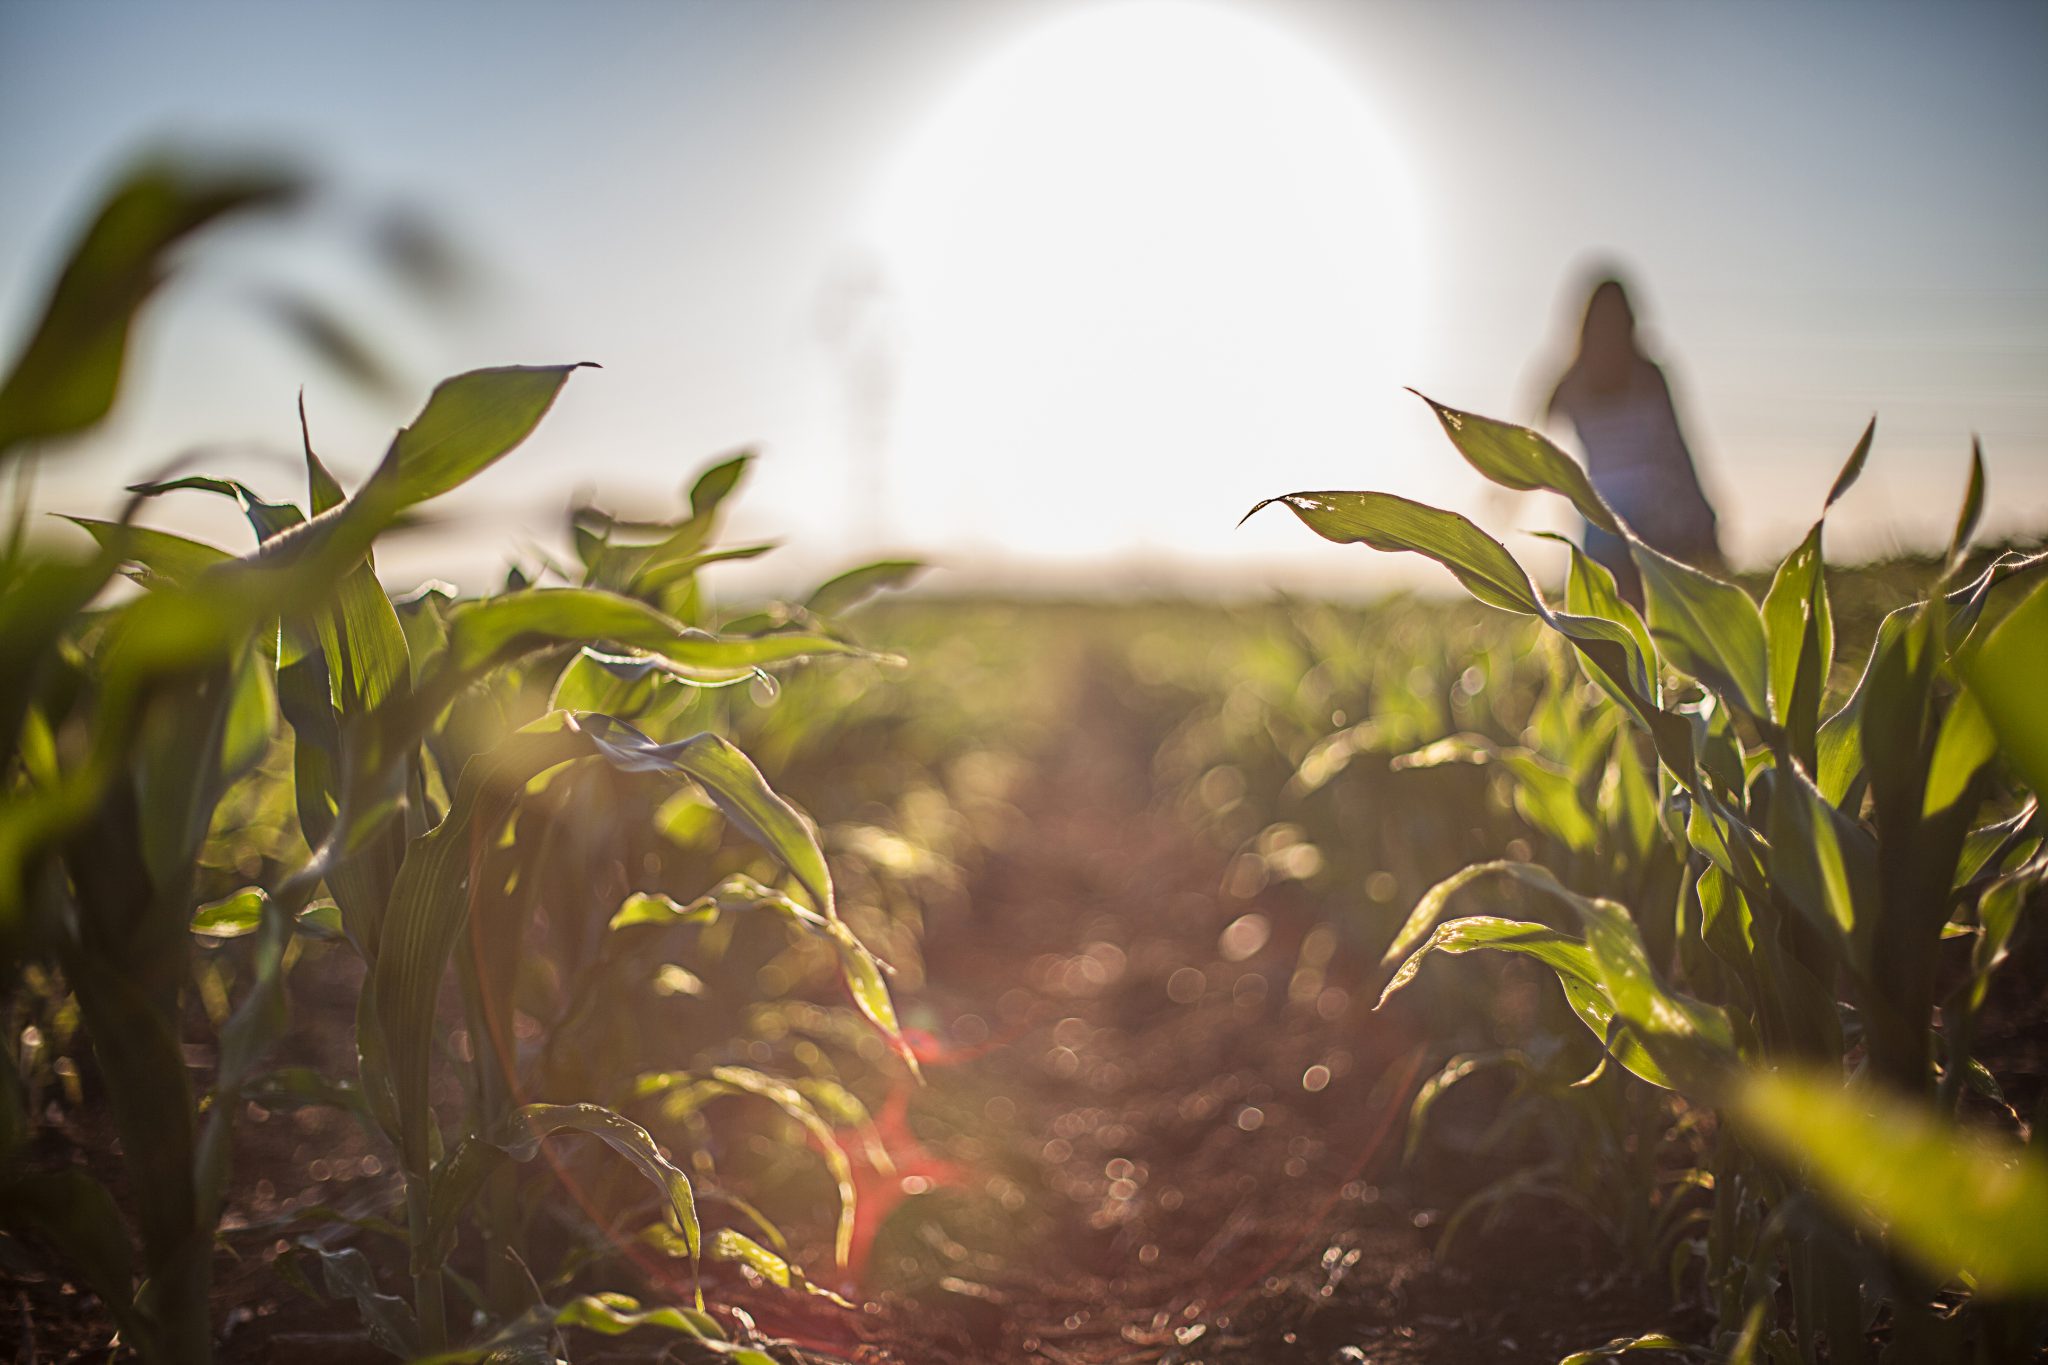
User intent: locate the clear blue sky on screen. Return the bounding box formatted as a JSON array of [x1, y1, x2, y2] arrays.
[[3, 0, 2043, 595]]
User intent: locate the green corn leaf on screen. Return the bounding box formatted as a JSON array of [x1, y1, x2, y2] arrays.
[[303, 428, 346, 518], [1693, 864, 1756, 996], [1814, 604, 1913, 805], [573, 715, 834, 918], [689, 451, 752, 520], [587, 539, 777, 598], [1762, 766, 1876, 956], [711, 1227, 795, 1287], [552, 1293, 778, 1365], [434, 588, 870, 685], [0, 156, 300, 457], [1761, 520, 1831, 762], [1249, 492, 1689, 771], [806, 559, 927, 618], [220, 365, 587, 596], [125, 474, 305, 543], [1556, 872, 1736, 1091], [621, 875, 907, 1060], [1958, 575, 2048, 798], [317, 547, 410, 719], [1946, 548, 2048, 648], [190, 886, 267, 938], [64, 519, 231, 585], [1946, 439, 1985, 577], [1380, 860, 1508, 968], [1965, 853, 2044, 1015], [377, 714, 847, 1181], [1953, 804, 2039, 890], [219, 649, 276, 782], [1826, 417, 1876, 507], [609, 890, 717, 931], [1389, 733, 1494, 771], [641, 1065, 856, 1266], [505, 1103, 699, 1257], [1412, 392, 1622, 536], [1602, 725, 1660, 865], [1379, 862, 1735, 1090], [1559, 1334, 1700, 1365], [704, 1067, 855, 1267], [1499, 751, 1600, 855], [1379, 912, 1600, 1011], [548, 647, 671, 718], [1731, 1068, 2048, 1297], [706, 1228, 853, 1306], [1244, 491, 1544, 614], [1923, 689, 1997, 818], [366, 364, 591, 509], [425, 1104, 698, 1278], [1377, 913, 1672, 1086], [1631, 540, 1770, 720], [403, 1291, 747, 1365], [1551, 533, 1659, 709]]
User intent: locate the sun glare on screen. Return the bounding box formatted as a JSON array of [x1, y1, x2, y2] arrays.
[[869, 0, 1428, 571]]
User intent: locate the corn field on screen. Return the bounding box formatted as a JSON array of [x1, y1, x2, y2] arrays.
[[3, 155, 2045, 1365]]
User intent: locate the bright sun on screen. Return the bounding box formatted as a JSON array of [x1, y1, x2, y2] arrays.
[[868, 0, 1428, 573]]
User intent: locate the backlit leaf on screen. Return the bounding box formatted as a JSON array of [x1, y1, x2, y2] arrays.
[[1732, 1068, 2048, 1297]]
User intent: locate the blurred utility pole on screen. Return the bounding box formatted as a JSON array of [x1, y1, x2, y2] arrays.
[[816, 251, 901, 554]]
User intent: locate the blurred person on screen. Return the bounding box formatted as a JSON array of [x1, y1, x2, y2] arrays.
[[1543, 273, 1722, 601]]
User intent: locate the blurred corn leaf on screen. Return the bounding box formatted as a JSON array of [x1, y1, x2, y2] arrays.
[[0, 155, 300, 457], [1731, 1069, 2048, 1297], [806, 559, 927, 618]]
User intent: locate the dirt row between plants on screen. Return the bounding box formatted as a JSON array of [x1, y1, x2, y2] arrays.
[[777, 666, 1695, 1364]]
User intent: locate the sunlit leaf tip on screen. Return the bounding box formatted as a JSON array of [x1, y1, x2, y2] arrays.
[[1825, 416, 1876, 509]]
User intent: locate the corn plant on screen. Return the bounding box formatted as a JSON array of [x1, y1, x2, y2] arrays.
[[1251, 397, 2048, 1362], [0, 159, 913, 1363]]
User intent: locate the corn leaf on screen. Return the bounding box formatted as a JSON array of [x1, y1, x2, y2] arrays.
[[640, 1065, 856, 1266], [367, 364, 591, 509], [1378, 913, 1673, 1086], [1958, 576, 2048, 798], [1631, 540, 1770, 720], [1762, 521, 1831, 763], [0, 157, 299, 457], [1731, 1068, 2048, 1297], [1762, 766, 1876, 953], [434, 588, 869, 686], [573, 716, 833, 918], [806, 559, 927, 618], [1412, 392, 1622, 536], [65, 519, 232, 585], [1245, 491, 1544, 614]]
